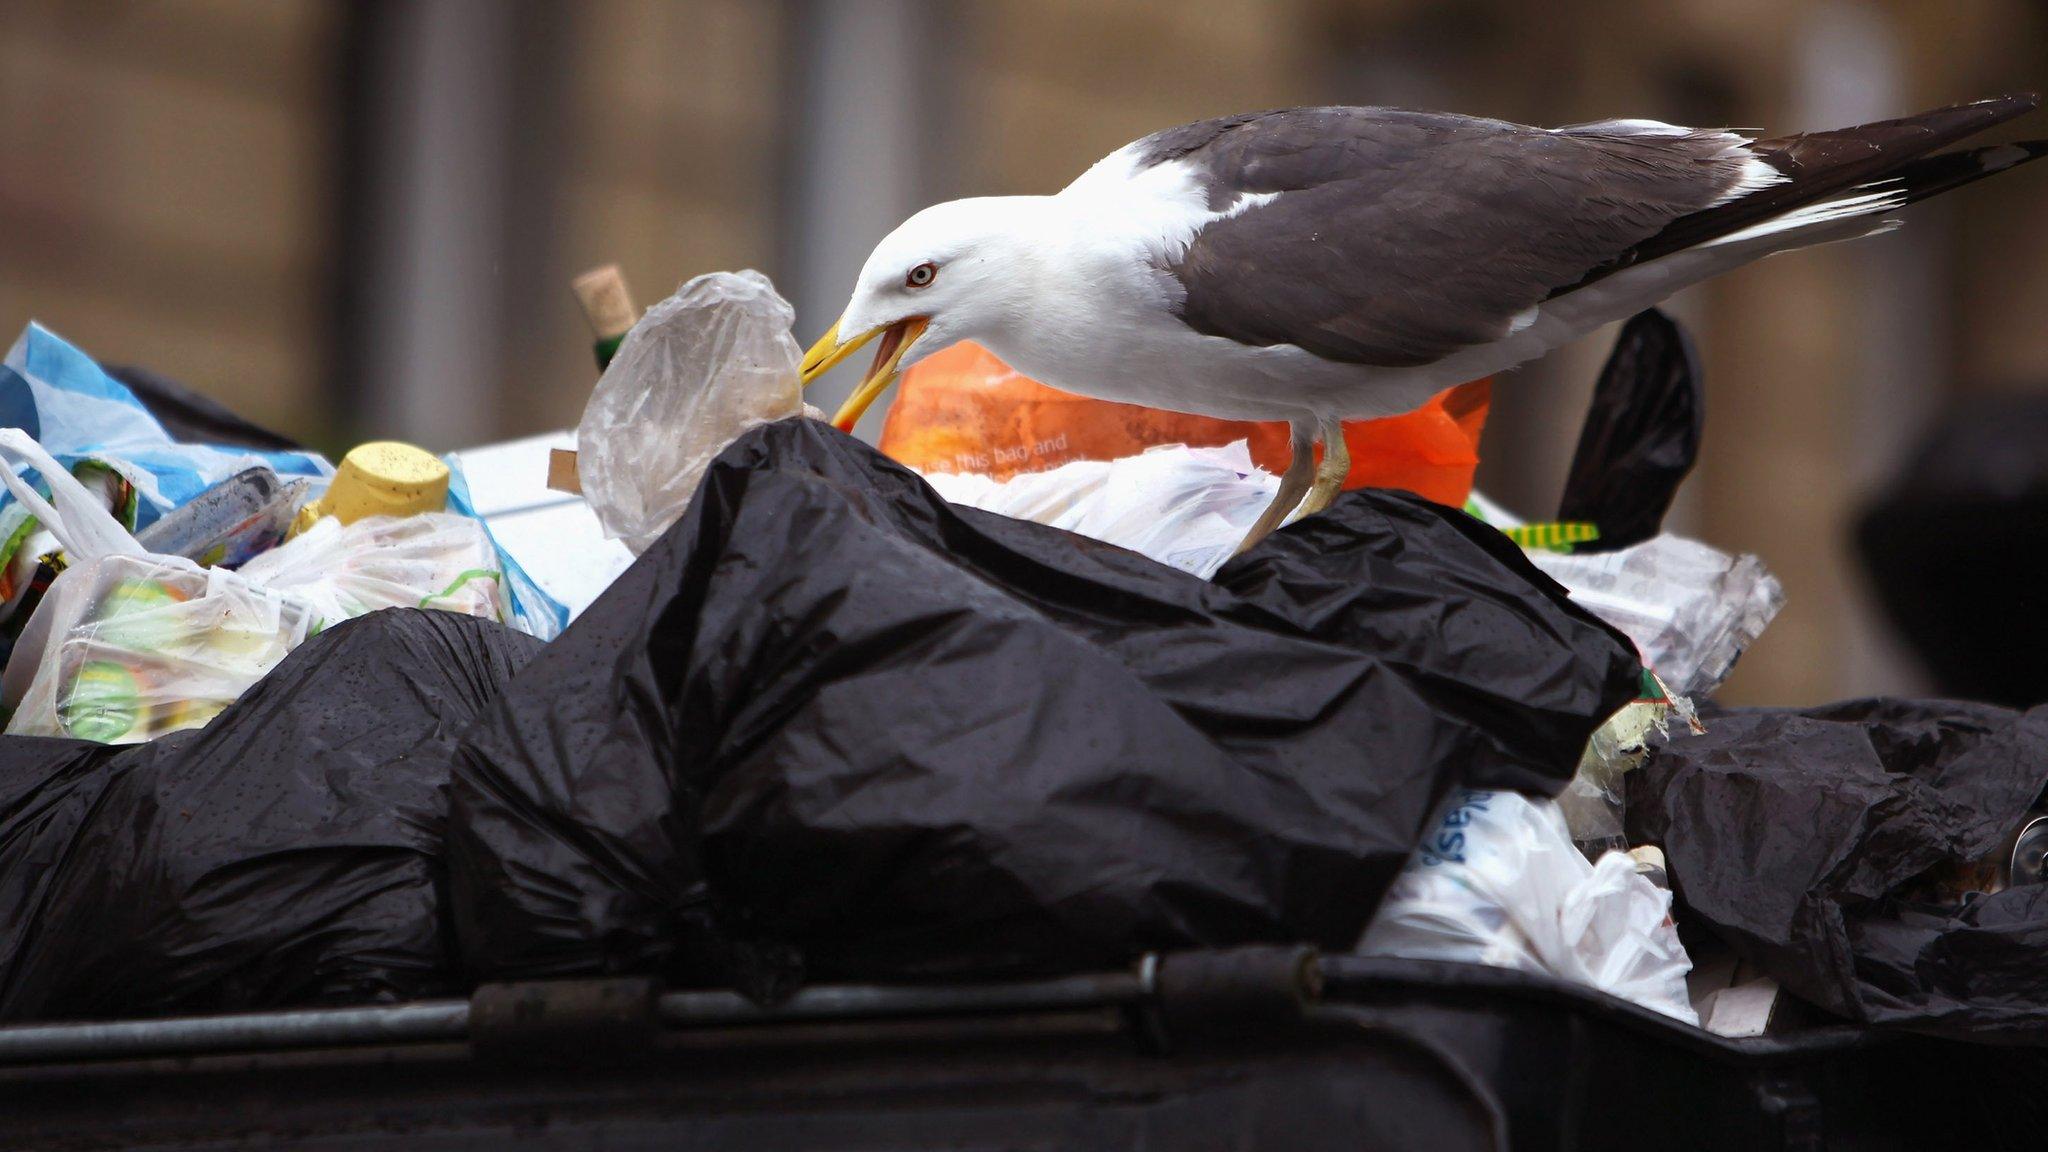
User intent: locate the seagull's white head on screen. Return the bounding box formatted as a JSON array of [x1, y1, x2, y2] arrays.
[[800, 196, 1047, 430]]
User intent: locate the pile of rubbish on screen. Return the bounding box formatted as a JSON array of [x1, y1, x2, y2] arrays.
[[1, 267, 2045, 1063]]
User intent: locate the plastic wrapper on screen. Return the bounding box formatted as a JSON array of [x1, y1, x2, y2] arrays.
[[1628, 698, 2048, 1041], [1555, 308, 1704, 552], [237, 512, 502, 633], [0, 610, 541, 1021], [1360, 788, 1697, 1023], [1523, 534, 1783, 697], [448, 419, 1641, 989], [576, 270, 802, 554]]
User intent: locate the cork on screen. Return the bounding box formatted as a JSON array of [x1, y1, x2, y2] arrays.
[[572, 265, 639, 341]]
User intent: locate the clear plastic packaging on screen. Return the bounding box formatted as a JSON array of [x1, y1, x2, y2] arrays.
[[7, 554, 312, 742], [134, 466, 309, 569]]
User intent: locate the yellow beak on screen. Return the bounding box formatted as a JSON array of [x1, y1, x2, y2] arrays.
[[799, 315, 930, 433]]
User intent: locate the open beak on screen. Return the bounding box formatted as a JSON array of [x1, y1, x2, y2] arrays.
[[799, 316, 930, 432]]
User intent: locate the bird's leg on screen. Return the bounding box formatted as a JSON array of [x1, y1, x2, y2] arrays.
[[1287, 414, 1349, 522], [1233, 420, 1316, 554]]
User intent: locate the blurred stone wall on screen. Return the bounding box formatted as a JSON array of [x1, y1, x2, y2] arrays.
[[0, 0, 341, 442]]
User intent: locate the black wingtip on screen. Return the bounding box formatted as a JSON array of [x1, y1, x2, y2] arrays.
[[1974, 92, 2042, 116], [1895, 138, 2048, 206]]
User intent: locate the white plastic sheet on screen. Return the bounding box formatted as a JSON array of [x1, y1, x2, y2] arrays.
[[1522, 537, 1783, 698], [925, 442, 1279, 579], [1358, 788, 1698, 1024]]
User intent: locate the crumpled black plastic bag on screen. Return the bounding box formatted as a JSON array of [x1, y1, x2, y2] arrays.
[[450, 419, 1641, 989], [0, 610, 539, 1021], [1628, 698, 2048, 1040], [1556, 308, 1704, 552]]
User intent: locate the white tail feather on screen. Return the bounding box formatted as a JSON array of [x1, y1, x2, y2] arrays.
[[1703, 180, 1909, 249]]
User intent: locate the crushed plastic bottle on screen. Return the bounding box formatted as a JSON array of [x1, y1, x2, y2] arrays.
[[1557, 671, 1700, 856], [576, 270, 802, 554]]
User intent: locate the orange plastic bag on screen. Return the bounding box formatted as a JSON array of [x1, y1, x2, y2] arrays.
[[878, 343, 1492, 506]]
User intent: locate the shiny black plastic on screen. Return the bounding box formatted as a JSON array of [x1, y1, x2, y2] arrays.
[[1557, 308, 1705, 551], [0, 610, 539, 1020], [1630, 698, 2048, 1040], [450, 420, 1641, 990]]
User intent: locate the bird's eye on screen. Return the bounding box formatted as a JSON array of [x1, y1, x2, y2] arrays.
[[905, 261, 937, 288]]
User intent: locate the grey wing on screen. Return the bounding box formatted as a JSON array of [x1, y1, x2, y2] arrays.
[[1155, 107, 1759, 368]]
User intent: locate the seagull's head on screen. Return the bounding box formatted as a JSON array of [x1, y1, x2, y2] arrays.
[[800, 196, 1044, 431]]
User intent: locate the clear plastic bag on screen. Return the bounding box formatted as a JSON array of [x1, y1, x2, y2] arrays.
[[1359, 788, 1698, 1024], [0, 429, 313, 743], [576, 270, 802, 554], [236, 513, 502, 633], [8, 554, 312, 742]]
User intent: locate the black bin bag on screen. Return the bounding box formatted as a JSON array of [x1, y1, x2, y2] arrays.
[[1628, 698, 2048, 1041], [449, 420, 1641, 988], [0, 610, 540, 1021], [1556, 307, 1704, 552]]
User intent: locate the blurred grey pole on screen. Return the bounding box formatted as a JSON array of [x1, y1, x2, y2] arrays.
[[349, 0, 512, 450], [781, 0, 942, 442], [1794, 0, 1935, 697]]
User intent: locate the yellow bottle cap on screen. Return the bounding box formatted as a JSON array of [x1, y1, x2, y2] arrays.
[[319, 441, 450, 526]]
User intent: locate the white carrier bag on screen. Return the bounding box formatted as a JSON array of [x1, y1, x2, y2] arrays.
[[0, 429, 313, 743]]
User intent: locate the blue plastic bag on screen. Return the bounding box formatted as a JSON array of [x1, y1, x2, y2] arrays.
[[0, 323, 332, 541], [445, 460, 568, 642]]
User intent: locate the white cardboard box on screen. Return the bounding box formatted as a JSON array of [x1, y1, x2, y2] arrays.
[[448, 431, 635, 621]]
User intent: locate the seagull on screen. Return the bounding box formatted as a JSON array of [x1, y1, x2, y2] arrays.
[[800, 96, 2045, 550]]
